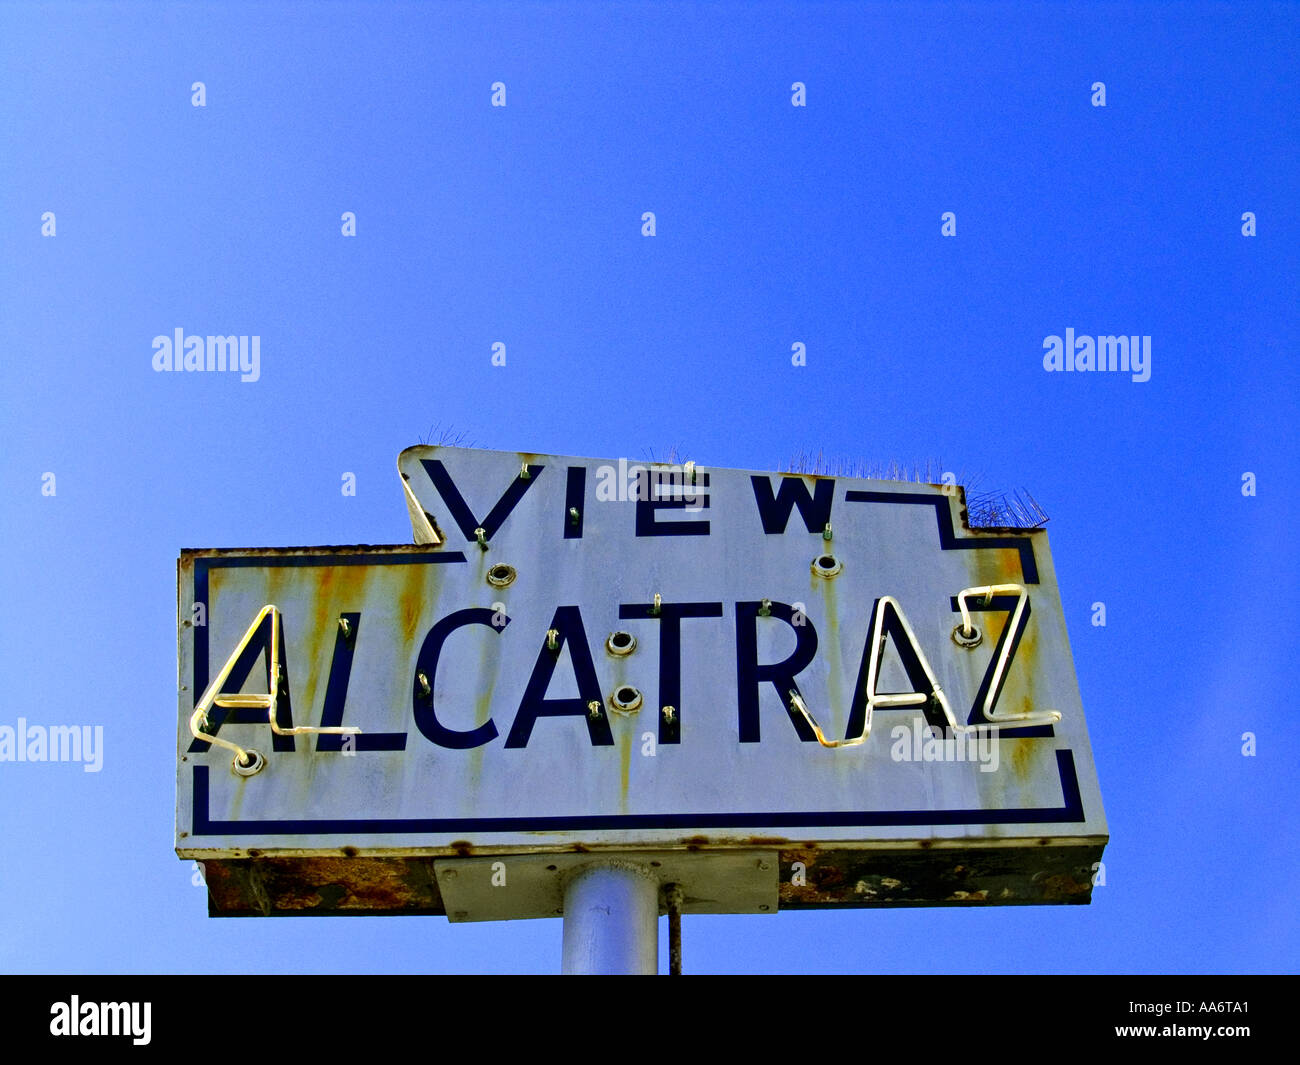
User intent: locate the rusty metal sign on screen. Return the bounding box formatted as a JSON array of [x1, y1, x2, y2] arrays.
[[177, 446, 1106, 915]]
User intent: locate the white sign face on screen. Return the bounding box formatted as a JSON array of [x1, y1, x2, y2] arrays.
[[177, 446, 1106, 901]]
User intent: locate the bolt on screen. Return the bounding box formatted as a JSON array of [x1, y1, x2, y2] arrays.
[[442, 868, 458, 880], [519, 462, 530, 480], [416, 671, 431, 699], [684, 460, 696, 484], [338, 616, 352, 640], [475, 527, 488, 550], [759, 598, 772, 617], [758, 904, 770, 912], [569, 506, 580, 526], [587, 700, 602, 720], [757, 859, 770, 871], [662, 705, 676, 724], [823, 521, 832, 542], [652, 593, 661, 616], [546, 628, 561, 652]]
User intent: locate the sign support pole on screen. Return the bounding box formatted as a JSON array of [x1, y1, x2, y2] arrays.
[[560, 861, 658, 975]]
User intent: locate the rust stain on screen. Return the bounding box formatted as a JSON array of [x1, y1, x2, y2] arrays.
[[399, 562, 428, 647], [1007, 737, 1033, 778], [1036, 873, 1091, 900], [618, 723, 632, 814], [466, 615, 501, 790], [197, 843, 1104, 915], [819, 573, 844, 745]]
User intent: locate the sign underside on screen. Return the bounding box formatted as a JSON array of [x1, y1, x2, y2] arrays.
[[177, 446, 1107, 915]]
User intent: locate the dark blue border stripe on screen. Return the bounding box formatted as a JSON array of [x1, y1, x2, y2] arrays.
[[195, 551, 467, 570], [191, 750, 1084, 835], [843, 491, 1039, 584], [194, 565, 209, 705]]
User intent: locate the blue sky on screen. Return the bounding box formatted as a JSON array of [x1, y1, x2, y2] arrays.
[[1, 1, 1296, 974]]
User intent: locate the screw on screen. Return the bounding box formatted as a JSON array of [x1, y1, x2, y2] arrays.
[[546, 628, 560, 652], [475, 527, 488, 550], [823, 521, 832, 542], [587, 700, 602, 720], [338, 616, 352, 640], [569, 506, 580, 526], [684, 460, 696, 484], [757, 859, 771, 871], [442, 868, 458, 880], [651, 593, 661, 616], [519, 462, 530, 480], [662, 705, 676, 724], [759, 598, 772, 617], [416, 672, 431, 699]]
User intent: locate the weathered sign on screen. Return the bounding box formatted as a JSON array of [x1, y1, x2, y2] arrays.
[[178, 446, 1106, 916]]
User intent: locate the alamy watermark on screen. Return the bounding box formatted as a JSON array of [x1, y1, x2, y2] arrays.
[[1042, 330, 1150, 382], [0, 719, 103, 772], [152, 328, 260, 382], [50, 997, 150, 1045], [594, 459, 705, 510], [890, 720, 999, 773]]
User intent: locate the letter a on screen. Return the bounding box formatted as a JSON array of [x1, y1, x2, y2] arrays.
[[1042, 335, 1064, 372], [152, 335, 173, 372]]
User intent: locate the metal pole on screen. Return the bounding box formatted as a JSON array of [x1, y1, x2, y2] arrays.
[[561, 861, 658, 974], [663, 883, 684, 975]]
